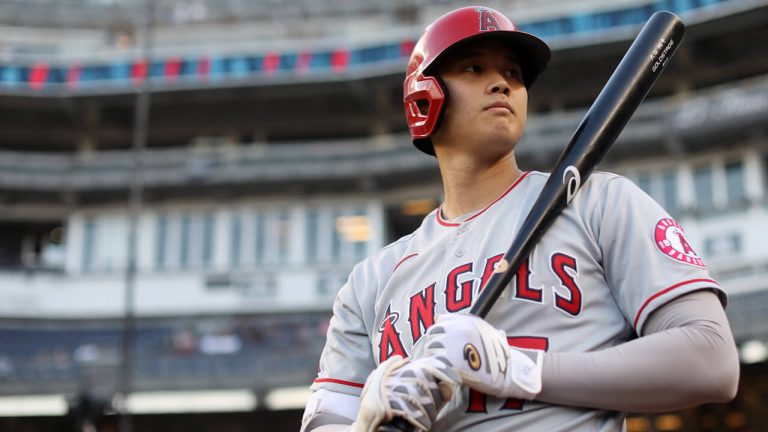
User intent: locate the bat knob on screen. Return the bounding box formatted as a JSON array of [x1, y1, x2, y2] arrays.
[[377, 418, 414, 432]]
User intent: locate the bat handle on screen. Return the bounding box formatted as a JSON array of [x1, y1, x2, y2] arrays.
[[377, 418, 414, 432]]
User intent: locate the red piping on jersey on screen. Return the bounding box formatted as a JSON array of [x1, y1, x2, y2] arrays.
[[633, 278, 718, 332], [436, 171, 531, 227], [393, 253, 418, 274], [313, 377, 365, 388]]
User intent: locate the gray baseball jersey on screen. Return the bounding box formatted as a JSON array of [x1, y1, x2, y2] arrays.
[[310, 171, 725, 431]]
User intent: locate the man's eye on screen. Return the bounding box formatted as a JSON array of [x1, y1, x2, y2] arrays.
[[464, 65, 481, 73], [506, 69, 523, 79]]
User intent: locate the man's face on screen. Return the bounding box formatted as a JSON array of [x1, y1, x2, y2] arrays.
[[431, 39, 528, 158]]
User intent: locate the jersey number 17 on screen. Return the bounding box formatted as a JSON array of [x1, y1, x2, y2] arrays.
[[466, 336, 548, 413]]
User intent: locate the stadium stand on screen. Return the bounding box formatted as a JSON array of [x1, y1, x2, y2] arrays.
[[0, 0, 750, 93], [0, 0, 766, 431], [0, 314, 325, 396]]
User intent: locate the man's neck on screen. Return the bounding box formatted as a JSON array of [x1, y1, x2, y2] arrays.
[[438, 150, 522, 220]]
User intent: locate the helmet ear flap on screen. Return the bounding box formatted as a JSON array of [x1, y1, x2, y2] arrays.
[[403, 75, 447, 141], [412, 76, 450, 156]]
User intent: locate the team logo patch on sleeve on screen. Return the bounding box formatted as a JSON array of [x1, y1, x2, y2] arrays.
[[654, 218, 706, 268]]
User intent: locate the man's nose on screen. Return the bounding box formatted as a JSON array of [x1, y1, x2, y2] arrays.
[[488, 75, 511, 96]]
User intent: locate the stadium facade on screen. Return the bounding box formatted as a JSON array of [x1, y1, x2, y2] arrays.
[[0, 0, 767, 431]]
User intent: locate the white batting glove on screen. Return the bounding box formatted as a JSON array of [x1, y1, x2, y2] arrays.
[[351, 355, 459, 432], [418, 314, 543, 400]]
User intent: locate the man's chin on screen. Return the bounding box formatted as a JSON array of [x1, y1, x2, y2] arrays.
[[432, 133, 520, 158]]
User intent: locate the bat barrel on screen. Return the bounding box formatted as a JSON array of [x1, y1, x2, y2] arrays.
[[575, 11, 685, 170]]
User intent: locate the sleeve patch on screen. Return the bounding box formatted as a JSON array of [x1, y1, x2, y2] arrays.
[[654, 218, 706, 268]]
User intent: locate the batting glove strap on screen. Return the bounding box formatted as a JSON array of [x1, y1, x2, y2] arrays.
[[421, 314, 543, 400]]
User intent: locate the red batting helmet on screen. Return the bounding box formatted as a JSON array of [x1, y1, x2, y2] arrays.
[[404, 6, 551, 155]]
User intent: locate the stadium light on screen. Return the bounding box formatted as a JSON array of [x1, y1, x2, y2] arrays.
[[264, 386, 312, 410], [0, 395, 68, 417], [122, 390, 257, 414], [740, 339, 768, 364]]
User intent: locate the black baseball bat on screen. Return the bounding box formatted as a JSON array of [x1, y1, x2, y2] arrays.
[[378, 10, 684, 432]]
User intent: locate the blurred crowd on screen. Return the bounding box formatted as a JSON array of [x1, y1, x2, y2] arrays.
[[0, 314, 329, 391]]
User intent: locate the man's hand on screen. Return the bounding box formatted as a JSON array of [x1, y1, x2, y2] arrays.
[[417, 314, 543, 400], [351, 355, 458, 432]]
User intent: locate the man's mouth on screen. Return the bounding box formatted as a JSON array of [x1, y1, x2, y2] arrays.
[[484, 101, 513, 113]]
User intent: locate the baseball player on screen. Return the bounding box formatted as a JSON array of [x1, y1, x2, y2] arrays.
[[302, 6, 739, 432]]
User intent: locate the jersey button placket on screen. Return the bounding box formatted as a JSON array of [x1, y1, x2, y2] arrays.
[[457, 224, 467, 234], [455, 223, 468, 257]]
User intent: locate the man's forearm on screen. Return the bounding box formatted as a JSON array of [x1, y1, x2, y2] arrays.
[[537, 290, 739, 412]]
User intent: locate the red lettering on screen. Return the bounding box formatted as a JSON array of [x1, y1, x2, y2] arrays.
[[479, 253, 504, 291], [501, 397, 523, 410], [552, 253, 582, 316], [408, 284, 436, 343], [514, 257, 542, 303], [466, 389, 488, 413], [446, 263, 474, 312], [507, 336, 549, 351], [378, 308, 407, 363]]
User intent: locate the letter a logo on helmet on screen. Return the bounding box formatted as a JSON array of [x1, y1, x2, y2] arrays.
[[478, 7, 500, 31], [403, 6, 551, 156]]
